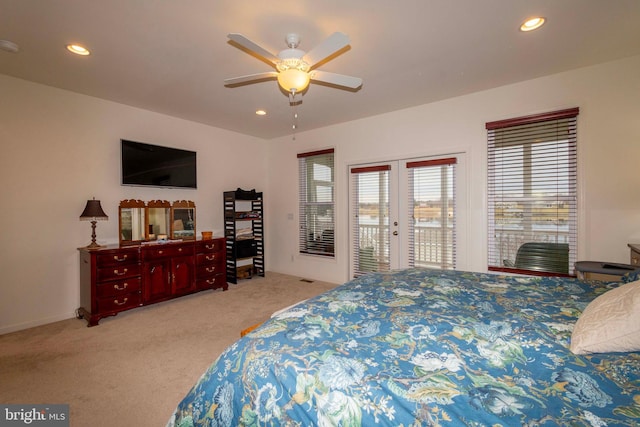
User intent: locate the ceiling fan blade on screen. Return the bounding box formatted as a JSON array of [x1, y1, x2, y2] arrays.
[[224, 72, 278, 86], [227, 33, 279, 64], [310, 70, 363, 89], [303, 32, 350, 68]]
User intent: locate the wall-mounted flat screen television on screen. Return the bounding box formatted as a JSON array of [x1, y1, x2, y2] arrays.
[[121, 139, 197, 189]]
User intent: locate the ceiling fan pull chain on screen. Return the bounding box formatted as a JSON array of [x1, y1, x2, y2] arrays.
[[290, 92, 299, 140]]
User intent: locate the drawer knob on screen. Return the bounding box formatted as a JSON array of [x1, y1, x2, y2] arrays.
[[114, 283, 128, 291], [206, 266, 216, 273], [114, 268, 128, 276], [206, 255, 216, 261], [113, 255, 128, 262], [158, 250, 164, 255], [114, 298, 128, 306], [206, 278, 216, 284], [206, 244, 214, 250]]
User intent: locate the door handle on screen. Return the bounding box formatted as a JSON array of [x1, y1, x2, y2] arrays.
[[393, 231, 398, 236]]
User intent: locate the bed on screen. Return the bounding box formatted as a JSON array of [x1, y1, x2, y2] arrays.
[[167, 268, 640, 426]]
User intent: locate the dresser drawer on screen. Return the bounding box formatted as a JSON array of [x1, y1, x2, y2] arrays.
[[96, 250, 140, 267], [143, 244, 194, 260], [197, 239, 224, 252], [196, 262, 224, 277], [196, 273, 226, 290], [97, 292, 142, 313], [97, 264, 141, 282], [196, 252, 223, 265], [96, 277, 142, 298]]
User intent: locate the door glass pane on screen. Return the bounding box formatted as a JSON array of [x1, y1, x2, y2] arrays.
[[408, 161, 456, 269], [351, 167, 390, 276]]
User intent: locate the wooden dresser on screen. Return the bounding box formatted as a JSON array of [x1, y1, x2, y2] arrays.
[[195, 239, 226, 291], [78, 237, 226, 326]]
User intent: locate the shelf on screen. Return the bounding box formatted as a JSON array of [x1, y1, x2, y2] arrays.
[[224, 190, 264, 284]]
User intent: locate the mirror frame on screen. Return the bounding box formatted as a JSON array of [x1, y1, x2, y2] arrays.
[[146, 200, 171, 241], [119, 199, 147, 246], [171, 200, 196, 240]]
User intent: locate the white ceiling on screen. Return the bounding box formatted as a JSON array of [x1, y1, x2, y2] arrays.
[[2, 1, 639, 139]]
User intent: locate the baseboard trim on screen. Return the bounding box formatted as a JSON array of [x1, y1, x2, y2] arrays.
[[0, 311, 77, 335]]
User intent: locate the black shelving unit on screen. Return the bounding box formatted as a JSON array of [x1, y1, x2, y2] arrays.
[[224, 189, 264, 284]]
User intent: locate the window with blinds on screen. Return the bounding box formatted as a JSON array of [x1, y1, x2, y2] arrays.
[[350, 165, 391, 276], [298, 149, 335, 257], [487, 108, 578, 276], [407, 158, 457, 270]]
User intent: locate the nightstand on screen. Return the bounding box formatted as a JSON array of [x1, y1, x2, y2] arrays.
[[575, 261, 638, 281]]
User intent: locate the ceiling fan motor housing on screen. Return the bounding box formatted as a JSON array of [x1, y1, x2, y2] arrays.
[[277, 49, 309, 72], [285, 33, 301, 48]]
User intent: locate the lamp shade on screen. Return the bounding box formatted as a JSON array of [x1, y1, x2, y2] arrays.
[[80, 198, 108, 221], [277, 69, 310, 93]]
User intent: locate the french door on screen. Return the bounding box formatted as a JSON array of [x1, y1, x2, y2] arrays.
[[349, 155, 460, 278]]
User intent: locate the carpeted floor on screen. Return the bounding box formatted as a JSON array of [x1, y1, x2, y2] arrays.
[[0, 272, 337, 426]]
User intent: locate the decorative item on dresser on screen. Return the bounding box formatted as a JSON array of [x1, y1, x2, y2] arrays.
[[119, 199, 146, 245], [79, 197, 109, 249], [78, 238, 227, 326], [171, 200, 196, 240]]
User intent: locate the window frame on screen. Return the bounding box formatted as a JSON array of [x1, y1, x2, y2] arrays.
[[298, 148, 335, 257], [486, 108, 579, 277]]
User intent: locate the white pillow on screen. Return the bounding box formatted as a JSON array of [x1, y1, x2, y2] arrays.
[[570, 280, 640, 354]]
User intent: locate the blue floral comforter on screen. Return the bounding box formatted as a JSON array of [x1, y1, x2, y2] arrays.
[[168, 268, 640, 426]]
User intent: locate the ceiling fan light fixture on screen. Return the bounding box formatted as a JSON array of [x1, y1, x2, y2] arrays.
[[277, 68, 310, 93]]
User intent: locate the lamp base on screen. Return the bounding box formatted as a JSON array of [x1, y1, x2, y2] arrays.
[[84, 220, 104, 250], [84, 242, 105, 250]]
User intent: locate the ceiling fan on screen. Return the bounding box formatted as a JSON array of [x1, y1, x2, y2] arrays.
[[224, 32, 363, 97]]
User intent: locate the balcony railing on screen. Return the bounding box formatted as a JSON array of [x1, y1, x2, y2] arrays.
[[358, 223, 453, 270], [358, 224, 569, 272]]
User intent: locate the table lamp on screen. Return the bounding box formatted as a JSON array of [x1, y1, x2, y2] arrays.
[[80, 198, 108, 249]]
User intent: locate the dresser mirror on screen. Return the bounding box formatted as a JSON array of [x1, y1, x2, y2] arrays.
[[146, 200, 171, 240], [119, 199, 147, 246], [171, 200, 196, 240]]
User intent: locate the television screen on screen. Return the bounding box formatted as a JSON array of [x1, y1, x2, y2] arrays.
[[121, 139, 197, 189]]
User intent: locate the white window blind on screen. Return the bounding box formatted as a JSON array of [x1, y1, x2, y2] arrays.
[[350, 165, 391, 276], [487, 108, 578, 276], [407, 158, 457, 270], [298, 149, 335, 257]]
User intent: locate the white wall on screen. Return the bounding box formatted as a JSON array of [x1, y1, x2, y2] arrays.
[[265, 55, 640, 285], [2, 54, 639, 333], [0, 75, 267, 333]]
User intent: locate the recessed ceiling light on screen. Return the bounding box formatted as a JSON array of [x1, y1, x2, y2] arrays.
[[520, 17, 546, 32], [66, 44, 91, 56], [0, 39, 20, 53], [256, 110, 267, 116]]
